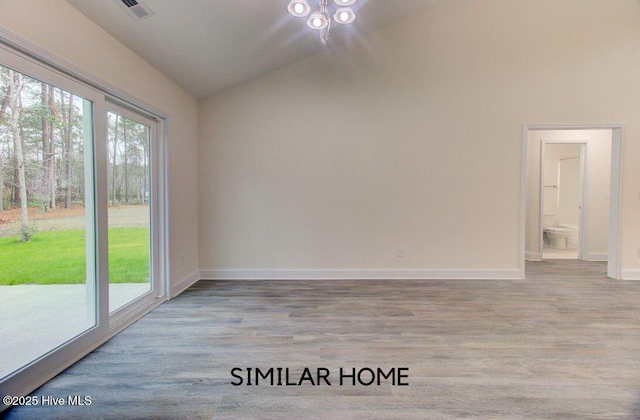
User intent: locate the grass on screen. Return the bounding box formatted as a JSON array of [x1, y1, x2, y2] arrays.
[[0, 228, 149, 285]]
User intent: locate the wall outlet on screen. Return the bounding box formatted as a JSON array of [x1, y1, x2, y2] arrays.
[[180, 255, 185, 266], [396, 247, 405, 257], [637, 248, 640, 258]]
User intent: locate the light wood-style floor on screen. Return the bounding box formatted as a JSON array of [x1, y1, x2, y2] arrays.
[[4, 261, 640, 419]]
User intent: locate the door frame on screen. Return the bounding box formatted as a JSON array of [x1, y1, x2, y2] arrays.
[[539, 141, 587, 260], [520, 124, 624, 279]]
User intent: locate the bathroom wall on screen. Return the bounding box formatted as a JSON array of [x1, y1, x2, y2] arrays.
[[526, 129, 612, 261]]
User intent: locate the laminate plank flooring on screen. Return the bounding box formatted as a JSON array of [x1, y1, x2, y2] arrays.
[[4, 260, 640, 419]]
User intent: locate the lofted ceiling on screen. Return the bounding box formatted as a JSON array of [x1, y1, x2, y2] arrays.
[[66, 0, 447, 99]]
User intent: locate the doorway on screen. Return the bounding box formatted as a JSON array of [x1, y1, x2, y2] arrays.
[[541, 142, 586, 260], [521, 125, 623, 279]]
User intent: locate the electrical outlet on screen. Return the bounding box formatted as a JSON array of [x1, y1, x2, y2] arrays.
[[396, 247, 405, 257], [180, 255, 185, 266], [637, 248, 640, 258]]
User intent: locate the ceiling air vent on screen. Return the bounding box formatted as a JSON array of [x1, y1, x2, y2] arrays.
[[116, 0, 155, 21]]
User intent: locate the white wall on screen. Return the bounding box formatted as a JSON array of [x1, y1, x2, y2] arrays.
[[199, 0, 640, 279], [0, 0, 199, 289]]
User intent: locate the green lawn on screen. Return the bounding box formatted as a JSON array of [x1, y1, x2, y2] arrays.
[[0, 228, 149, 285]]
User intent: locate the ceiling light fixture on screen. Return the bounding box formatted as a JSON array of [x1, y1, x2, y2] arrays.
[[287, 0, 357, 45], [333, 7, 356, 24], [333, 0, 356, 6], [287, 0, 311, 18]]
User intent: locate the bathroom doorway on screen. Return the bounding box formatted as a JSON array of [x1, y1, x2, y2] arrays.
[[541, 143, 585, 260], [522, 125, 623, 279]]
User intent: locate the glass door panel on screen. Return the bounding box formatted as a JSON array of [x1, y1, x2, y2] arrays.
[[106, 111, 152, 313], [0, 64, 96, 379]]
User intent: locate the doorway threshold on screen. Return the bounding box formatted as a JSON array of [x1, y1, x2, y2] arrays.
[[543, 248, 579, 260]]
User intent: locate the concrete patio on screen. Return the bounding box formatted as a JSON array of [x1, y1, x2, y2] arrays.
[[0, 283, 149, 379]]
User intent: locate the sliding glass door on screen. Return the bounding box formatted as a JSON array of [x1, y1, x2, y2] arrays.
[[0, 63, 97, 380], [0, 40, 165, 400], [106, 108, 157, 315]]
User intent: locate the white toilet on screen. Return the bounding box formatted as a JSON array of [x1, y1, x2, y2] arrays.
[[543, 214, 570, 249]]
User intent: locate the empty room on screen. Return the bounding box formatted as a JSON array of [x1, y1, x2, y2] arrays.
[[1, 0, 640, 418]]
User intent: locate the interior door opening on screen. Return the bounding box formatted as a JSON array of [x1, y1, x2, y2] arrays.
[[522, 125, 622, 279], [541, 143, 586, 260]]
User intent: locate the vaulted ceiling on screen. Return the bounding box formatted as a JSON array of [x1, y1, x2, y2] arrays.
[[66, 0, 447, 98]]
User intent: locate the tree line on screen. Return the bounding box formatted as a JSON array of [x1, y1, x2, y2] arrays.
[[0, 65, 149, 240]]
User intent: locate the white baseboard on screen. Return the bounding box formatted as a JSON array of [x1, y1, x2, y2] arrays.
[[586, 252, 608, 262], [170, 269, 200, 298], [199, 268, 523, 281], [525, 251, 542, 261], [621, 269, 640, 280]]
